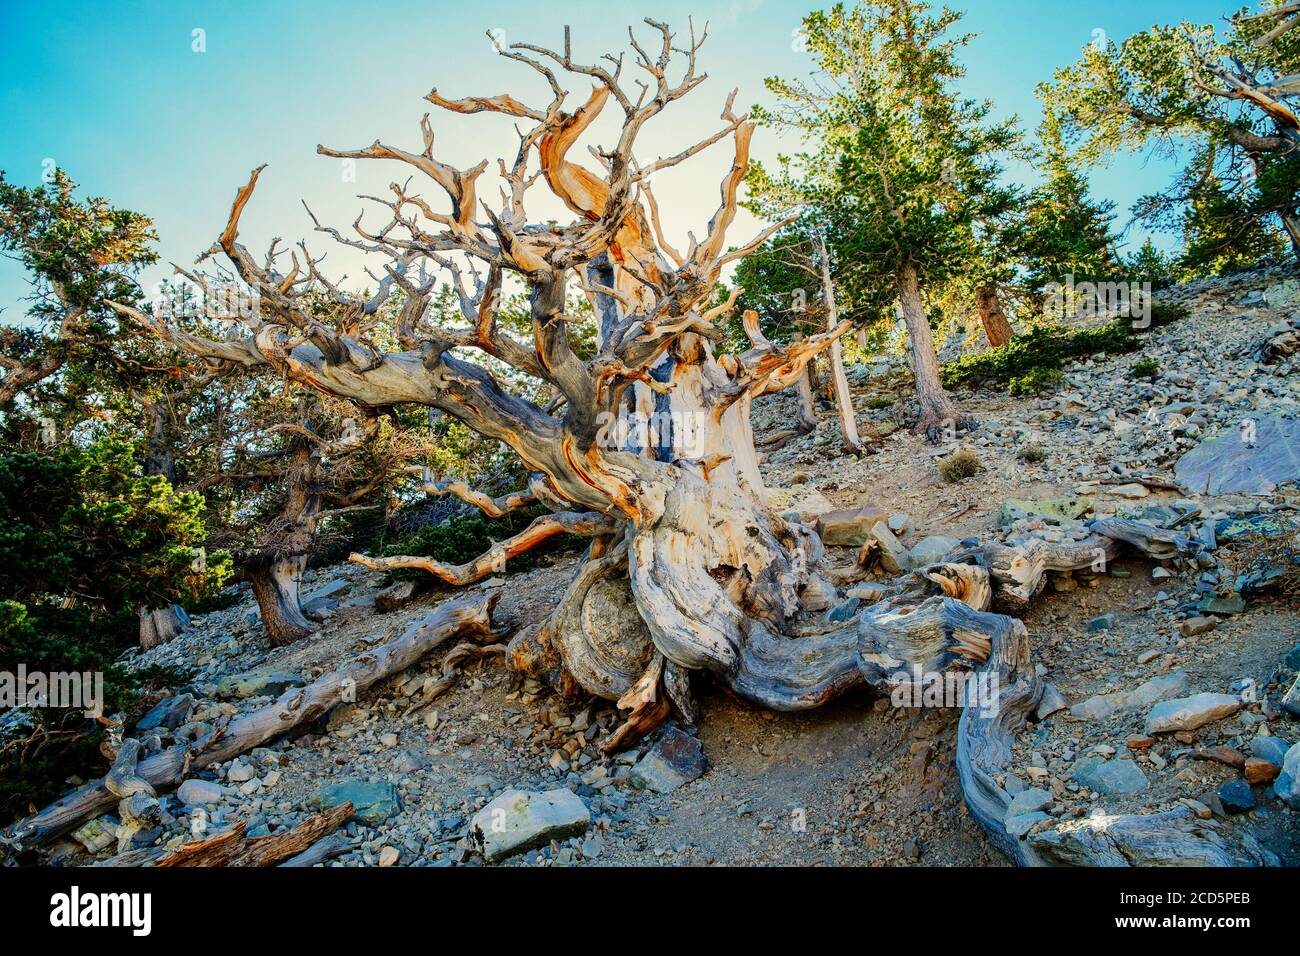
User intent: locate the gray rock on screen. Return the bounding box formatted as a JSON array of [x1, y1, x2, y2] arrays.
[[1072, 757, 1149, 795], [1217, 779, 1255, 814], [1251, 735, 1291, 768], [1086, 613, 1116, 632], [1275, 742, 1300, 809], [1285, 644, 1300, 672], [1175, 411, 1300, 494], [1005, 811, 1051, 838], [997, 496, 1093, 528], [1282, 673, 1300, 718], [309, 780, 401, 825], [825, 596, 860, 623], [906, 535, 961, 569], [1005, 787, 1053, 818], [1144, 693, 1243, 735], [214, 671, 305, 700], [1069, 671, 1188, 722], [176, 779, 226, 806], [629, 726, 709, 793], [866, 523, 909, 574], [469, 789, 590, 863], [1035, 683, 1069, 720], [136, 693, 194, 732]]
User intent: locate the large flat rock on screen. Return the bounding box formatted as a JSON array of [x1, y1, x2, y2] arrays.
[[469, 789, 590, 862], [1175, 411, 1300, 494]]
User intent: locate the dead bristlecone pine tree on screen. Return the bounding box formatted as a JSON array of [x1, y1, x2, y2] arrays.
[[113, 21, 869, 746]]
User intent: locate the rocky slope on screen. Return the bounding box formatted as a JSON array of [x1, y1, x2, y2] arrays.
[[37, 268, 1300, 867]]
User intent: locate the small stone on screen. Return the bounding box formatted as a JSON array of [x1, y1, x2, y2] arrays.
[[1178, 617, 1218, 637], [135, 693, 194, 732], [865, 523, 908, 574], [177, 779, 225, 806], [905, 535, 961, 569], [1109, 482, 1150, 499], [71, 816, 119, 854], [1245, 758, 1279, 785], [1191, 746, 1245, 770], [226, 761, 255, 784], [378, 732, 399, 747], [1144, 693, 1243, 735], [1125, 735, 1155, 751], [629, 727, 709, 793], [814, 505, 888, 546], [309, 780, 401, 825], [1069, 671, 1188, 722], [378, 846, 400, 867], [1137, 649, 1161, 665], [1005, 787, 1053, 818], [1151, 566, 1174, 581], [1005, 812, 1050, 838], [1250, 735, 1290, 768], [214, 671, 305, 701], [1072, 757, 1149, 795], [1086, 613, 1116, 633], [1217, 779, 1256, 814], [1035, 684, 1069, 720], [1195, 592, 1245, 616]]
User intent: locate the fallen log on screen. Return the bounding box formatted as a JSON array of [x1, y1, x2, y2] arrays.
[[158, 802, 353, 867], [278, 832, 352, 867], [5, 592, 498, 852]]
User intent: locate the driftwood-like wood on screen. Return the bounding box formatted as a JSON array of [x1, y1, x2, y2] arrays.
[[984, 534, 1120, 607], [1027, 807, 1276, 866], [5, 593, 496, 850], [278, 832, 352, 867], [157, 802, 353, 867]]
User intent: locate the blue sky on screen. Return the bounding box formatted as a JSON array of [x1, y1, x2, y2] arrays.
[[0, 0, 1239, 314]]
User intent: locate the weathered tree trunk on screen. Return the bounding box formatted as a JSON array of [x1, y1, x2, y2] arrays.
[[246, 435, 323, 646], [815, 234, 865, 456], [897, 262, 966, 436], [138, 604, 188, 649], [138, 401, 186, 648], [974, 284, 1014, 349], [249, 554, 317, 646], [1281, 209, 1300, 262]]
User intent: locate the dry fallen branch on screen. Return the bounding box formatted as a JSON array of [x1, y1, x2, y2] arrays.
[[6, 592, 497, 851]]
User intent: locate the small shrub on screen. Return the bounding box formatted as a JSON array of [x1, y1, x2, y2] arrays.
[[1131, 357, 1160, 379], [1008, 367, 1063, 395], [864, 395, 894, 410], [1017, 443, 1047, 463], [939, 447, 982, 483]]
